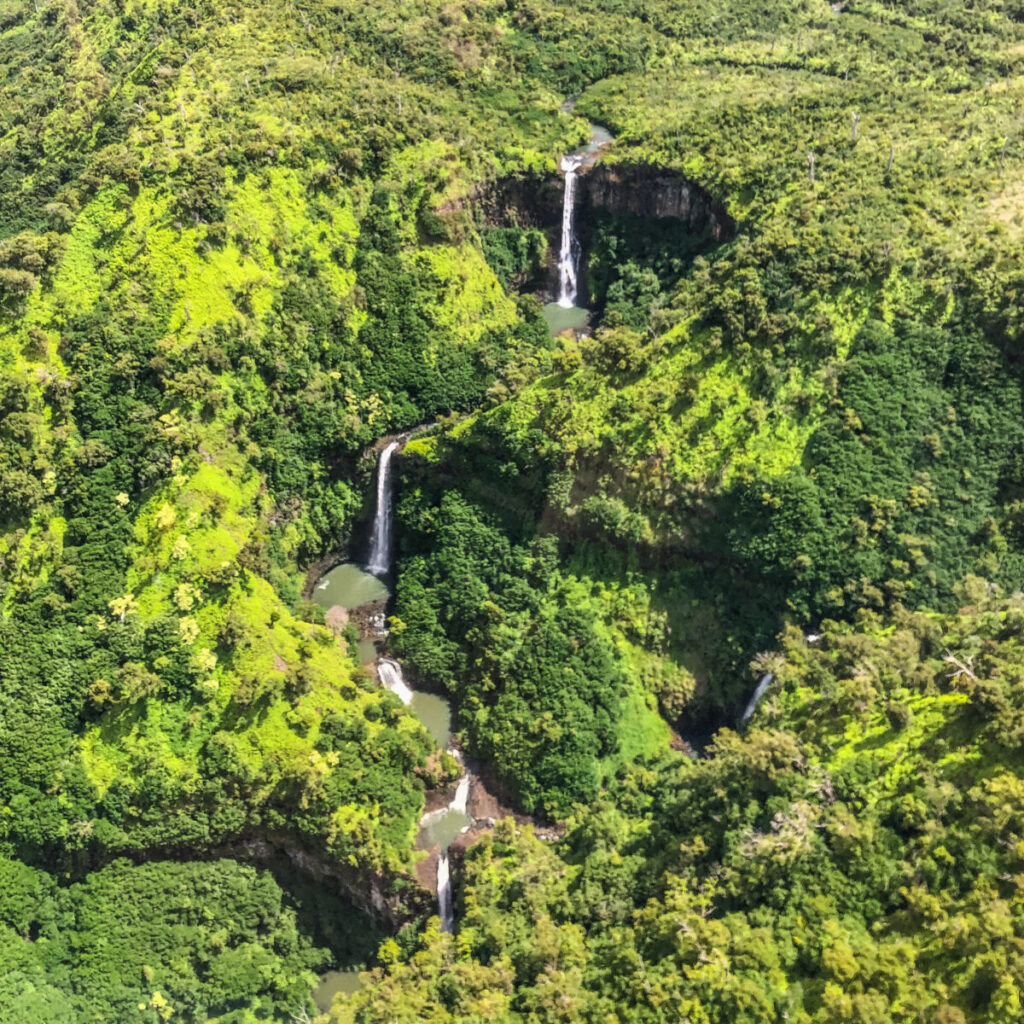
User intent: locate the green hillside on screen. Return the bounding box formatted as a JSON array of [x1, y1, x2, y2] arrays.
[[2, 0, 1024, 1020]]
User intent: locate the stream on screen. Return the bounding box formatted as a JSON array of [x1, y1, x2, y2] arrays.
[[311, 439, 474, 1006], [313, 126, 614, 1005]]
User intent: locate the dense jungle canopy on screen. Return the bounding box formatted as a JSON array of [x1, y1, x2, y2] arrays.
[[4, 0, 1024, 1021]]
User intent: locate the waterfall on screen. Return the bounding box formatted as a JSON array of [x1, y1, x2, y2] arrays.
[[367, 440, 400, 575], [449, 767, 470, 815], [362, 432, 468, 933], [437, 757, 471, 932], [377, 658, 414, 705], [556, 154, 584, 308], [437, 852, 454, 933], [741, 673, 774, 725], [417, 750, 472, 931]]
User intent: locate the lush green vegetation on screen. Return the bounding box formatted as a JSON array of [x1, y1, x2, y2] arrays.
[[0, 854, 379, 1023], [5, 0, 1024, 1019], [333, 592, 1024, 1023]]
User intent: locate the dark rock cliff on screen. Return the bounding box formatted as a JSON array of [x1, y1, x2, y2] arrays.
[[578, 163, 736, 241], [468, 161, 736, 303], [475, 161, 736, 241]]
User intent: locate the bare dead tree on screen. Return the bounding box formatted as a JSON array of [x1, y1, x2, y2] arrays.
[[944, 650, 977, 686], [887, 145, 894, 173], [851, 110, 860, 142], [807, 151, 816, 182]]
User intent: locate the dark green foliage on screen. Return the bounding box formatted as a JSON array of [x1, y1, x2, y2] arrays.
[[586, 210, 715, 330], [480, 227, 548, 292], [719, 318, 1024, 622], [395, 488, 622, 817], [0, 857, 346, 1024], [343, 599, 1024, 1022]]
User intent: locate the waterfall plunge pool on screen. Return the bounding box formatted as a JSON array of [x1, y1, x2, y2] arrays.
[[420, 805, 473, 849], [313, 563, 388, 610], [314, 566, 453, 749], [542, 302, 588, 334], [314, 971, 363, 1013]]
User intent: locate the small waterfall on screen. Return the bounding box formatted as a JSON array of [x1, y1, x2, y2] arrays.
[[556, 154, 584, 308], [437, 852, 454, 933], [418, 750, 472, 932], [449, 766, 470, 816], [367, 440, 400, 575], [741, 673, 774, 725], [377, 658, 414, 705]]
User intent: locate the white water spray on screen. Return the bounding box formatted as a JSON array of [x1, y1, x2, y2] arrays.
[[450, 774, 470, 816], [741, 673, 774, 725], [448, 750, 470, 815], [437, 852, 454, 933], [556, 154, 584, 308], [417, 750, 472, 932], [367, 440, 400, 575], [377, 658, 414, 705], [378, 655, 471, 931]]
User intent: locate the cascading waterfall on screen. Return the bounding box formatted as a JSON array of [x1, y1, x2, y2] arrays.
[[367, 440, 400, 575], [436, 762, 470, 933], [365, 440, 471, 933], [556, 154, 584, 308], [374, 654, 471, 932], [376, 658, 414, 705], [419, 748, 472, 933], [741, 673, 774, 724]]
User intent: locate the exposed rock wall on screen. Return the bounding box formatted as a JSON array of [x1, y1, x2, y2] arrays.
[[472, 171, 564, 228], [468, 162, 736, 303], [475, 162, 736, 241], [579, 164, 736, 241]]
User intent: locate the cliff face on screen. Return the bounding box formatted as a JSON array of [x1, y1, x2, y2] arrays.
[[477, 162, 736, 241], [578, 164, 736, 241], [472, 162, 736, 303], [473, 171, 564, 228]]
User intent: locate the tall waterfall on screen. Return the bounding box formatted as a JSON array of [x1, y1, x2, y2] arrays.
[[741, 673, 774, 725], [437, 852, 454, 933], [367, 440, 400, 575], [556, 154, 584, 308]]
